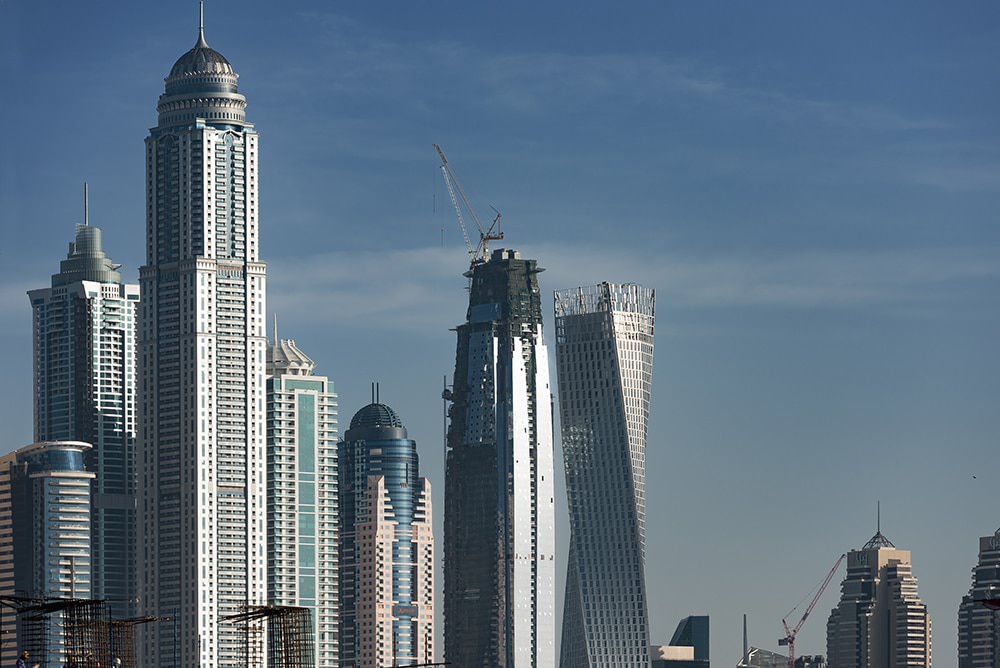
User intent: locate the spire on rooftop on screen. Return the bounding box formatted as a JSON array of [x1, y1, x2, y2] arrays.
[[197, 0, 208, 47]]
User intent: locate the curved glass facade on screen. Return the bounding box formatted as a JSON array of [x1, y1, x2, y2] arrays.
[[339, 404, 434, 667]]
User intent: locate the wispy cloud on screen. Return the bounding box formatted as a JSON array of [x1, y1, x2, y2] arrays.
[[278, 11, 947, 135], [268, 242, 999, 335]]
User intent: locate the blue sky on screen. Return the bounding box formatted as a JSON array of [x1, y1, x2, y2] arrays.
[[2, 1, 999, 664]]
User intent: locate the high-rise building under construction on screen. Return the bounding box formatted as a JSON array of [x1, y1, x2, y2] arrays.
[[443, 248, 556, 667], [554, 283, 655, 668]]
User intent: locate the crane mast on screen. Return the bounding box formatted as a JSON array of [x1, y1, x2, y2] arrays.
[[778, 553, 845, 668], [434, 144, 503, 269]]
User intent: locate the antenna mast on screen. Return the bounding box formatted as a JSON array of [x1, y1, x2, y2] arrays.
[[84, 182, 89, 226]]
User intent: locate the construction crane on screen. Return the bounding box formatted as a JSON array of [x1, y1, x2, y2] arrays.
[[779, 553, 845, 668], [434, 144, 503, 269]]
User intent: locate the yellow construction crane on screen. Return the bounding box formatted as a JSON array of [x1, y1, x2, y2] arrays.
[[434, 144, 503, 269]]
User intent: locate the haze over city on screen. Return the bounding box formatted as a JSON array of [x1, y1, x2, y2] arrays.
[[1, 1, 999, 665]]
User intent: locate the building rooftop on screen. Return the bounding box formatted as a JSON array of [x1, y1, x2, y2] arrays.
[[350, 403, 404, 431]]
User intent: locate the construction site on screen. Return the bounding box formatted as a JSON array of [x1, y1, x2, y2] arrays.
[[1, 597, 316, 668]]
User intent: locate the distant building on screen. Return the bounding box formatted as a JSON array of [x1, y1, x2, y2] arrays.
[[650, 615, 710, 667], [266, 336, 339, 667], [555, 283, 655, 668], [27, 219, 139, 619], [339, 402, 434, 667], [737, 647, 788, 668], [826, 530, 931, 667], [795, 657, 826, 668], [670, 615, 709, 663], [0, 441, 95, 666], [651, 644, 705, 668], [443, 248, 555, 667], [958, 527, 1000, 667]]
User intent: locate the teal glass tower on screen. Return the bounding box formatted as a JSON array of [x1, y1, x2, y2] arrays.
[[339, 402, 434, 667], [266, 335, 339, 668]]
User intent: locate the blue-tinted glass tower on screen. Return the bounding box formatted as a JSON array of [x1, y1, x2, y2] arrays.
[[338, 403, 434, 667], [27, 216, 139, 620]]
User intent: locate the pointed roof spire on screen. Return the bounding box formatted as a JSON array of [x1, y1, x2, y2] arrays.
[[196, 0, 208, 47], [862, 500, 896, 550], [83, 182, 89, 227]]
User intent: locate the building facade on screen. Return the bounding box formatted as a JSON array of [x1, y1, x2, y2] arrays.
[[0, 441, 95, 666], [554, 282, 655, 668], [137, 12, 267, 666], [27, 220, 139, 618], [266, 336, 339, 667], [444, 248, 555, 667], [958, 528, 1000, 667], [339, 403, 434, 668], [826, 531, 931, 668]]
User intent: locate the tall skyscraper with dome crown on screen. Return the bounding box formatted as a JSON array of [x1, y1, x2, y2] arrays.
[[137, 5, 267, 665]]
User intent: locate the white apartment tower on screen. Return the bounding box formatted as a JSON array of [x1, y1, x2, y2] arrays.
[[958, 528, 1000, 667], [138, 7, 267, 666], [826, 530, 931, 668], [554, 282, 655, 668], [266, 336, 339, 667], [444, 249, 555, 667]]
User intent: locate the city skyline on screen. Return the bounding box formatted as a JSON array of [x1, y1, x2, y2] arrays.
[[2, 1, 999, 665]]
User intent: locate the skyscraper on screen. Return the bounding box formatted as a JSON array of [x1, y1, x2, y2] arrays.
[[137, 7, 267, 665], [0, 441, 95, 666], [339, 402, 434, 668], [266, 335, 339, 667], [554, 282, 655, 668], [444, 248, 555, 667], [958, 528, 1000, 667], [826, 530, 931, 667], [27, 214, 139, 618]]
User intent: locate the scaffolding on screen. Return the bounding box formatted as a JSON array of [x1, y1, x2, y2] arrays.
[[224, 605, 315, 668], [2, 597, 169, 668], [11, 597, 110, 667], [109, 616, 162, 668]]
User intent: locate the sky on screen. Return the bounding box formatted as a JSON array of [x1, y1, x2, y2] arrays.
[[1, 1, 999, 664]]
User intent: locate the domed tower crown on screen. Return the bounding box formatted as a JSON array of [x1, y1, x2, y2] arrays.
[[156, 1, 247, 128]]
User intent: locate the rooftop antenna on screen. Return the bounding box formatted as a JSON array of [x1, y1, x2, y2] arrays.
[[376, 382, 380, 404], [84, 182, 89, 226], [877, 500, 881, 535], [371, 382, 375, 405], [743, 613, 748, 663], [199, 0, 205, 39], [273, 313, 278, 345]]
